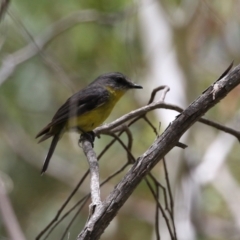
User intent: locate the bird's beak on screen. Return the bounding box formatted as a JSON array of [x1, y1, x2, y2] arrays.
[[129, 82, 143, 89]]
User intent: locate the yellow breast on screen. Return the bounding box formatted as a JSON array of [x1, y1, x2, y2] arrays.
[[66, 87, 126, 132]]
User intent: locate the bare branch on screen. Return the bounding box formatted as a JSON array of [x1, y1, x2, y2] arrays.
[[95, 100, 171, 134], [77, 64, 240, 239], [95, 97, 240, 141], [148, 85, 170, 104], [80, 134, 102, 211]]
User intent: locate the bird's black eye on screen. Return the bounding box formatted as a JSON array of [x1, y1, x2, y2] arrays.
[[116, 77, 127, 85], [116, 77, 123, 83]]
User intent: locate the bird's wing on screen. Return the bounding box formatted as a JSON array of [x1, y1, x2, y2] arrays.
[[51, 85, 109, 125], [36, 85, 109, 139]]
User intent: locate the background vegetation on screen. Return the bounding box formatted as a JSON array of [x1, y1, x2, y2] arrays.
[[0, 0, 240, 239]]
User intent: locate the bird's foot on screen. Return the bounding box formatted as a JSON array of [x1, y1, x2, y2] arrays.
[[79, 131, 95, 147]]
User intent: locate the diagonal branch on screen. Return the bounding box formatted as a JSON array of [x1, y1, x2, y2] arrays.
[[77, 64, 240, 240]]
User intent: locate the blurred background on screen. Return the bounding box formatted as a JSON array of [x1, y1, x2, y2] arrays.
[[1, 0, 240, 239]]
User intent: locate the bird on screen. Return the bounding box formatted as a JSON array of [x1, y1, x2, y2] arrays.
[[36, 72, 143, 174]]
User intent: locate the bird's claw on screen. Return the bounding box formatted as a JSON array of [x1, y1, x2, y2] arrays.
[[79, 131, 95, 147]]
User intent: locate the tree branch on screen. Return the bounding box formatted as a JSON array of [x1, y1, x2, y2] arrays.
[[80, 134, 102, 231], [77, 64, 240, 240]]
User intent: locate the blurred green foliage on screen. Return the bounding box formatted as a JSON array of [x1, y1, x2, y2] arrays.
[[1, 0, 240, 239]]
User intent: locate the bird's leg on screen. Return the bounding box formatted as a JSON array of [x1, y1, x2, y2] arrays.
[[79, 131, 95, 147], [85, 131, 95, 147]]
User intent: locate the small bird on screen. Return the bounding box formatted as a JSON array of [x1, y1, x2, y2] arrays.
[[36, 72, 142, 174]]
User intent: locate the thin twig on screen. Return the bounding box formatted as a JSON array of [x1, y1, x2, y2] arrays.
[[118, 126, 134, 163], [148, 86, 170, 104], [163, 157, 177, 239], [43, 196, 89, 240], [155, 183, 160, 240], [95, 101, 171, 134], [104, 132, 136, 163], [96, 101, 240, 141], [143, 115, 159, 136], [60, 197, 89, 240], [145, 178, 175, 240], [36, 170, 90, 240], [148, 173, 169, 210]]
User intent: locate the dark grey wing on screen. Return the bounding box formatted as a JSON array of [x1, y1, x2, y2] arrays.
[[51, 85, 110, 125]]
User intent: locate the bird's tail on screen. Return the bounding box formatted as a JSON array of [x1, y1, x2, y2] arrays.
[[41, 133, 60, 175]]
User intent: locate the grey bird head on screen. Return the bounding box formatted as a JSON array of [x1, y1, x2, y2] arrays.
[[93, 72, 143, 90]]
